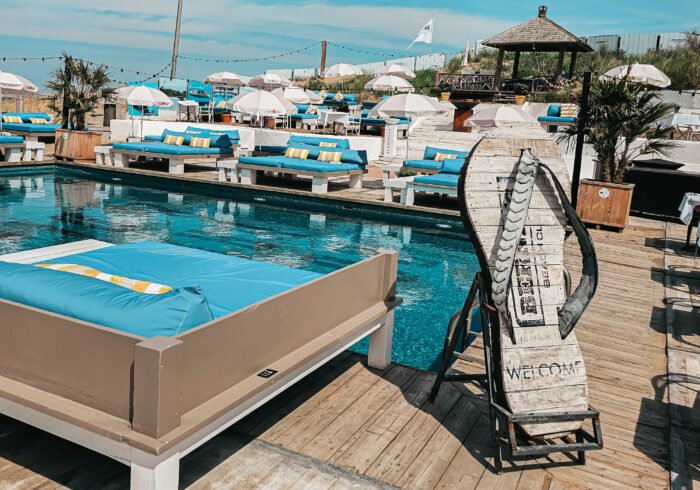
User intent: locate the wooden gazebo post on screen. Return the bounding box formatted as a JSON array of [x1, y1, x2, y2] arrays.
[[494, 48, 505, 91], [554, 48, 565, 84], [512, 51, 521, 79]]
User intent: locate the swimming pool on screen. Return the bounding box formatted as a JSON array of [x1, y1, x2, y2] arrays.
[[0, 166, 480, 371]]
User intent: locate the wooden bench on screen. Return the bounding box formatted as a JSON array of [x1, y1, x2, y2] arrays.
[[21, 141, 45, 162], [217, 159, 239, 183], [403, 180, 458, 205], [94, 146, 114, 166], [237, 163, 364, 194], [111, 147, 237, 175]]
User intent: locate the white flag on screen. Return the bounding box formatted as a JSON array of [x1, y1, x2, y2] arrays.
[[407, 17, 434, 50]]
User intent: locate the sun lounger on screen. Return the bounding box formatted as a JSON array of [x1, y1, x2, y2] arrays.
[[401, 157, 463, 205], [403, 146, 469, 174], [430, 124, 602, 471], [0, 135, 25, 162], [237, 136, 366, 194], [538, 104, 579, 132], [0, 239, 399, 489], [112, 129, 236, 174], [2, 112, 60, 142]]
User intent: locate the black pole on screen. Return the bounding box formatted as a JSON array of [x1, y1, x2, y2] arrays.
[[572, 71, 591, 208], [61, 56, 72, 130]]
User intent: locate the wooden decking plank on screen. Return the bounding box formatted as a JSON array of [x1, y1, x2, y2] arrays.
[[434, 415, 493, 489]]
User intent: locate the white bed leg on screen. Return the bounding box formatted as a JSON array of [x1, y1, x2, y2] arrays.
[[168, 159, 185, 175], [218, 168, 227, 182], [311, 176, 328, 194], [384, 186, 393, 203], [130, 452, 180, 490], [348, 174, 363, 189], [113, 153, 129, 168], [240, 168, 257, 185], [6, 148, 22, 163], [402, 187, 414, 206], [368, 311, 394, 370]]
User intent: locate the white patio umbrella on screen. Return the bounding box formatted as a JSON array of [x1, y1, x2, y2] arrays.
[[376, 63, 416, 80], [600, 63, 671, 88], [0, 71, 38, 130], [466, 105, 538, 128], [116, 85, 173, 140], [248, 73, 293, 90], [322, 63, 363, 78], [364, 75, 414, 93], [271, 86, 323, 105], [204, 71, 247, 87]]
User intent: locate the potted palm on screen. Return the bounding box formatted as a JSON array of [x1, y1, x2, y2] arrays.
[[46, 54, 114, 161], [565, 76, 676, 229]]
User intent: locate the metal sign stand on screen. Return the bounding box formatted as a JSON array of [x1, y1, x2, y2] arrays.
[[429, 272, 603, 474]]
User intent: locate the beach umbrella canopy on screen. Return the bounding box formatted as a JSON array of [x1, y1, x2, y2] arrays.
[[600, 63, 671, 88], [272, 86, 323, 105], [225, 90, 297, 116], [323, 63, 363, 78], [364, 75, 414, 92], [371, 93, 443, 118], [466, 105, 538, 128], [204, 71, 247, 87], [116, 85, 173, 107], [0, 71, 39, 130], [248, 73, 293, 89], [376, 63, 416, 80]]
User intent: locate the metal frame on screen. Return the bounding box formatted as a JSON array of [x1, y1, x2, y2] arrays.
[[429, 272, 603, 474]]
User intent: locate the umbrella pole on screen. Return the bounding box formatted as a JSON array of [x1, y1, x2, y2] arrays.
[[0, 86, 3, 131]]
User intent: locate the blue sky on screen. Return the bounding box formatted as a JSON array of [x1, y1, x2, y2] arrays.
[[0, 0, 698, 88]]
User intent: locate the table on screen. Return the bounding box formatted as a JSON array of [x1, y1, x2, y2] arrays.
[[318, 111, 349, 134], [178, 100, 199, 122], [679, 192, 700, 246]]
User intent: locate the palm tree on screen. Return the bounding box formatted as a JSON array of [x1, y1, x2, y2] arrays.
[[46, 53, 114, 131], [564, 77, 677, 184]]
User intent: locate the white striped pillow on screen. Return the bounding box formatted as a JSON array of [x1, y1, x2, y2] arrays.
[[318, 141, 337, 148], [190, 137, 211, 148], [434, 152, 457, 162], [318, 150, 342, 163], [285, 147, 310, 160], [164, 134, 186, 146], [35, 263, 173, 294], [29, 118, 48, 124], [2, 116, 22, 123]]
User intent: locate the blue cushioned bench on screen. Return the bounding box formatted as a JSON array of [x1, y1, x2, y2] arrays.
[[2, 112, 60, 142], [112, 128, 237, 174], [404, 146, 469, 174], [0, 135, 25, 162], [237, 136, 366, 193], [538, 104, 578, 132], [403, 157, 463, 205]]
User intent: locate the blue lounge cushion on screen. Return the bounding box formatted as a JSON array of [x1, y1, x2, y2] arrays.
[[0, 260, 213, 337], [185, 127, 239, 146], [288, 135, 350, 149], [547, 105, 561, 117], [161, 129, 193, 145], [404, 159, 443, 171], [296, 104, 310, 113], [537, 116, 576, 123], [289, 144, 365, 166], [344, 94, 357, 103], [143, 135, 162, 142], [290, 113, 318, 120], [37, 241, 321, 320], [414, 173, 459, 187], [3, 112, 52, 123], [0, 135, 24, 144], [423, 146, 469, 160], [239, 155, 285, 167], [2, 123, 60, 133], [113, 142, 233, 156], [440, 158, 465, 175], [280, 159, 361, 173]]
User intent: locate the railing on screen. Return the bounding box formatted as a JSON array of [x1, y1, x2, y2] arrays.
[[435, 73, 557, 94]]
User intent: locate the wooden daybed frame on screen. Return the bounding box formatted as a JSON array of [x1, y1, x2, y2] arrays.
[[237, 162, 364, 194], [0, 240, 399, 489], [111, 146, 239, 175]]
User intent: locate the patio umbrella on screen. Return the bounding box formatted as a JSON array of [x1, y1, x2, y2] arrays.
[[0, 71, 38, 130], [248, 73, 293, 90], [271, 86, 323, 105], [376, 63, 416, 80], [204, 71, 247, 87], [322, 63, 363, 78], [466, 105, 538, 128], [600, 63, 671, 88], [116, 85, 173, 140], [364, 75, 414, 93]]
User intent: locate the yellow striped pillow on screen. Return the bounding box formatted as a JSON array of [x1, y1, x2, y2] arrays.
[[318, 150, 342, 163], [318, 141, 337, 148], [164, 134, 186, 146], [190, 137, 211, 148], [35, 263, 173, 294], [2, 116, 22, 123], [560, 104, 579, 118], [434, 152, 457, 162], [285, 147, 310, 160], [29, 118, 48, 124]]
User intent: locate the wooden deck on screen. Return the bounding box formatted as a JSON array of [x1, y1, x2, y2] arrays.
[[0, 212, 694, 488]]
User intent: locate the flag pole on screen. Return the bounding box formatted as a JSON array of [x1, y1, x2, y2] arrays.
[[429, 15, 433, 54]]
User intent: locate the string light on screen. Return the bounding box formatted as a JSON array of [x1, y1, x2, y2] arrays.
[[176, 42, 322, 64]]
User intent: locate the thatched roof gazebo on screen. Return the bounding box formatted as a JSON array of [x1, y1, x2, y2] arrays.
[[482, 6, 593, 88]]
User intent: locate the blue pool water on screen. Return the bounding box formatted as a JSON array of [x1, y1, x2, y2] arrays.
[[0, 166, 480, 371]]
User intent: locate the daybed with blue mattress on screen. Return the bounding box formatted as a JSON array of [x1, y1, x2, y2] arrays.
[[290, 104, 329, 129], [1, 112, 60, 142], [0, 134, 25, 162], [538, 104, 579, 131], [0, 239, 399, 489], [112, 128, 238, 175], [403, 156, 463, 205], [403, 146, 469, 174], [237, 135, 367, 193]]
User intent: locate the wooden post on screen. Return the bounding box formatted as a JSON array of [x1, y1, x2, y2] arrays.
[[170, 0, 184, 79], [554, 48, 565, 84], [320, 40, 328, 75], [572, 71, 592, 208], [568, 51, 578, 78], [494, 48, 505, 92], [512, 51, 521, 79]]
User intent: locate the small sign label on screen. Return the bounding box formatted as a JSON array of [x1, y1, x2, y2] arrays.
[[598, 188, 610, 199], [257, 369, 278, 379]]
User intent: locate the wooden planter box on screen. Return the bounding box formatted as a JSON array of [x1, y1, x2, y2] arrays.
[[54, 129, 103, 162], [576, 179, 635, 230]]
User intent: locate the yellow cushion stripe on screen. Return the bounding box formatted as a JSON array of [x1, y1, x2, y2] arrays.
[[29, 118, 48, 124], [35, 263, 173, 295], [434, 152, 458, 162]]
